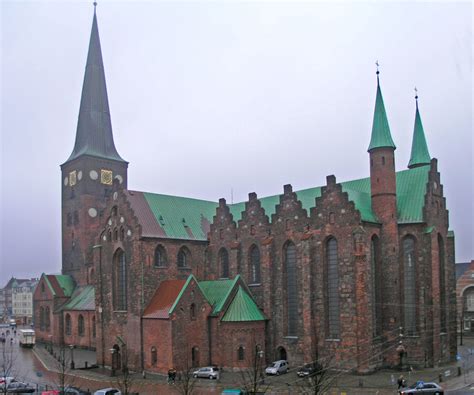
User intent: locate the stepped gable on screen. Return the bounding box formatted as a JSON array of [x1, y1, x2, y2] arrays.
[[237, 192, 270, 236], [210, 198, 237, 241], [271, 184, 308, 228], [311, 175, 362, 227]]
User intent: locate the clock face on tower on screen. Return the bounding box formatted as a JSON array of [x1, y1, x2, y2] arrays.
[[100, 169, 113, 185]]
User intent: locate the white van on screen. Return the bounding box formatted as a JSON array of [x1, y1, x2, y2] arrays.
[[18, 329, 35, 348]]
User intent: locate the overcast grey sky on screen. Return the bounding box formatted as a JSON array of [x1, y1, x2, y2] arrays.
[[1, 1, 472, 282]]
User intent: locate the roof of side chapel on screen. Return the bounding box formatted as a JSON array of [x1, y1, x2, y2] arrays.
[[143, 275, 264, 322]]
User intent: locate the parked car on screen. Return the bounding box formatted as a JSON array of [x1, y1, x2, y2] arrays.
[[399, 381, 444, 395], [192, 366, 220, 379], [93, 389, 121, 395], [5, 381, 35, 393], [265, 360, 289, 375]]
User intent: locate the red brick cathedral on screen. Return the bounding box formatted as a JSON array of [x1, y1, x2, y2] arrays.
[[34, 7, 457, 374]]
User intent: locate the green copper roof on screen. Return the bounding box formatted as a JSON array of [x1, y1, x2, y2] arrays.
[[64, 9, 126, 164], [132, 166, 431, 240], [368, 79, 396, 152], [61, 286, 95, 311], [198, 277, 239, 315], [221, 286, 265, 322], [408, 102, 431, 168], [395, 165, 429, 223], [43, 274, 75, 297], [55, 275, 75, 297]]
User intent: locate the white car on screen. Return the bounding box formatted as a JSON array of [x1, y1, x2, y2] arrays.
[[193, 366, 220, 379], [93, 389, 121, 395], [265, 360, 289, 375]]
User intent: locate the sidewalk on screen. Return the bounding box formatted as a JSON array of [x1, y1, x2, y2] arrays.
[[32, 339, 474, 394]]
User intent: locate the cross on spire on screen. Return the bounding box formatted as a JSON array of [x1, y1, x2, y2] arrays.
[[375, 60, 380, 75]]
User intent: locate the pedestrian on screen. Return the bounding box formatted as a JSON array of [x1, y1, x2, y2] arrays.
[[397, 375, 404, 390]]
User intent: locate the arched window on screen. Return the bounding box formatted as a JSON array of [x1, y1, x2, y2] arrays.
[[326, 238, 340, 339], [154, 245, 167, 267], [219, 248, 229, 278], [403, 236, 416, 335], [120, 227, 125, 241], [238, 346, 245, 361], [371, 236, 382, 336], [191, 346, 200, 367], [177, 247, 190, 268], [438, 234, 447, 333], [113, 228, 118, 241], [190, 303, 196, 320], [65, 313, 71, 335], [45, 307, 50, 331], [78, 314, 84, 336], [40, 307, 45, 330], [92, 316, 96, 338], [151, 346, 157, 366], [114, 249, 127, 310], [285, 242, 298, 336], [249, 245, 261, 284]]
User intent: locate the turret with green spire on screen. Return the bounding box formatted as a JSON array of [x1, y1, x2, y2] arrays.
[[408, 91, 431, 168], [368, 71, 396, 152]]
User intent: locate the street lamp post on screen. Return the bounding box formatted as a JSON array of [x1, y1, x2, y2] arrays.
[[69, 344, 75, 369]]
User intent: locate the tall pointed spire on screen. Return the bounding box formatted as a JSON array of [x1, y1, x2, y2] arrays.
[[408, 90, 431, 168], [65, 4, 126, 164], [368, 66, 396, 152]]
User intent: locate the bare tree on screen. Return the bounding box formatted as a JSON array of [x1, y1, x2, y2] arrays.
[[174, 360, 197, 395], [239, 345, 269, 395], [296, 356, 337, 395], [0, 340, 17, 394], [112, 350, 137, 395], [53, 341, 76, 393]]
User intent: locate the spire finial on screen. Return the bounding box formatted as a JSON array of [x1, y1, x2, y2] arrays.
[[375, 60, 380, 75], [93, 1, 97, 12], [414, 86, 419, 109]]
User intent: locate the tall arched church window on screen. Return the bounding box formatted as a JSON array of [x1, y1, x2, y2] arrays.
[[154, 245, 167, 267], [403, 237, 416, 335], [371, 236, 382, 336], [65, 313, 71, 335], [78, 314, 85, 336], [249, 245, 261, 284], [151, 346, 157, 366], [285, 242, 298, 336], [326, 238, 340, 339], [40, 307, 45, 330], [219, 248, 229, 278], [177, 247, 190, 268], [45, 306, 50, 331], [114, 249, 127, 310], [438, 234, 447, 333]]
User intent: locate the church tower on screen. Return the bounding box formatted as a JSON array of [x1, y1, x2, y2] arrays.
[[60, 5, 128, 285], [368, 68, 400, 361], [408, 92, 431, 168]]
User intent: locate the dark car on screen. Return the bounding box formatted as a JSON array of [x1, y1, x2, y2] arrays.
[[296, 362, 324, 378], [6, 381, 35, 394], [399, 381, 444, 395]]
